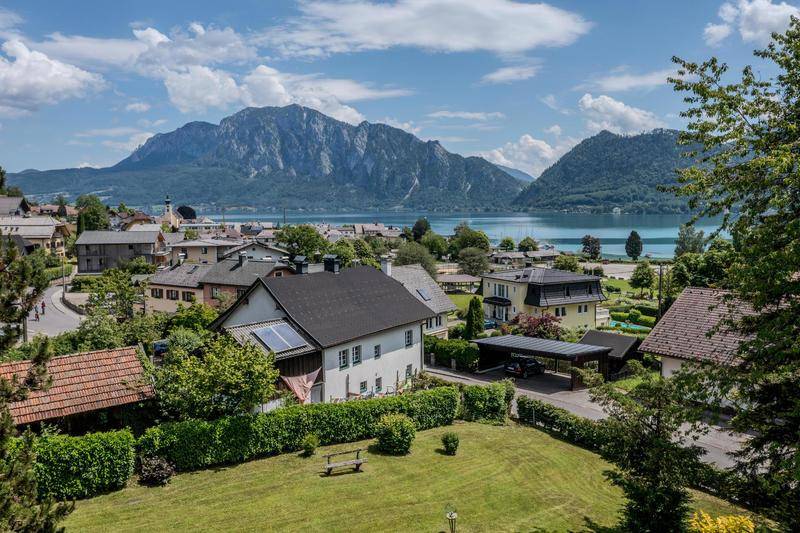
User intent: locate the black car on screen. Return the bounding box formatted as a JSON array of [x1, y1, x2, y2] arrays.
[[504, 355, 546, 378]]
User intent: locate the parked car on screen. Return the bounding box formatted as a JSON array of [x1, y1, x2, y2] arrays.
[[152, 339, 169, 357], [504, 355, 545, 378], [484, 319, 498, 329]]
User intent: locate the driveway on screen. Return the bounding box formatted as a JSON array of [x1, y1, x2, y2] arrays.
[[26, 285, 83, 338], [426, 366, 746, 468]]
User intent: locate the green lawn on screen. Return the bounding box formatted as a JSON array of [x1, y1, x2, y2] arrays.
[[448, 293, 481, 313], [65, 423, 747, 532], [612, 369, 661, 391]]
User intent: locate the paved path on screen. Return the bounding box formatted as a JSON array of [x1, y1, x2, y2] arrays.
[[426, 366, 746, 468], [26, 285, 83, 338]]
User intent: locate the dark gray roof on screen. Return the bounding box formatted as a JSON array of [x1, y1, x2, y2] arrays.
[[391, 264, 456, 315], [162, 232, 185, 246], [579, 330, 640, 359], [201, 258, 284, 287], [222, 241, 288, 258], [484, 267, 600, 284], [262, 266, 435, 348], [2, 235, 34, 255], [0, 196, 29, 215], [76, 230, 161, 245], [150, 262, 214, 288], [473, 335, 611, 361]]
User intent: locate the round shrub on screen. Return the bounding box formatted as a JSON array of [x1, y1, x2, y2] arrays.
[[441, 432, 459, 456], [301, 433, 319, 457], [138, 456, 175, 486], [375, 413, 416, 455]]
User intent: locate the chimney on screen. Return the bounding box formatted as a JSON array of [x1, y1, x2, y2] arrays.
[[380, 255, 392, 277], [293, 255, 308, 274], [178, 252, 186, 266], [238, 251, 247, 267], [323, 254, 340, 274]]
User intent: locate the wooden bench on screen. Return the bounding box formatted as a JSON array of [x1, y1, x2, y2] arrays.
[[322, 448, 366, 475]]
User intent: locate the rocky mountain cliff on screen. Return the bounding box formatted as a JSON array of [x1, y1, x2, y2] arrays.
[[10, 105, 524, 210]]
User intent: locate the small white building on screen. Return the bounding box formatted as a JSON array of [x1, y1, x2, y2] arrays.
[[221, 241, 288, 263], [211, 260, 434, 403]]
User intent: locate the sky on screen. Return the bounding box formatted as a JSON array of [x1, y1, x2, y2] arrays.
[[0, 0, 796, 176]]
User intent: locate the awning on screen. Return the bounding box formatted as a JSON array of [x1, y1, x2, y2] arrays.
[[484, 296, 512, 307], [281, 368, 321, 404]]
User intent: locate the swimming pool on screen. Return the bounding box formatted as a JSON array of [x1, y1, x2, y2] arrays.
[[609, 320, 651, 331]]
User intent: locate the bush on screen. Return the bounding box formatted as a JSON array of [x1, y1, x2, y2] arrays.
[[516, 396, 608, 451], [441, 432, 459, 456], [610, 311, 629, 322], [689, 511, 755, 532], [633, 304, 658, 318], [448, 323, 465, 339], [138, 387, 460, 471], [375, 413, 416, 455], [301, 433, 319, 457], [628, 308, 642, 323], [425, 336, 479, 371], [44, 263, 73, 282], [462, 382, 508, 422], [138, 456, 174, 486], [69, 275, 102, 293], [30, 429, 136, 500]]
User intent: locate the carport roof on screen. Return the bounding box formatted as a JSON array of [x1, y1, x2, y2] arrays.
[[473, 335, 611, 361]]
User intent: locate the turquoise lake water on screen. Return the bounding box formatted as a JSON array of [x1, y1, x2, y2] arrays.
[[216, 211, 725, 259]]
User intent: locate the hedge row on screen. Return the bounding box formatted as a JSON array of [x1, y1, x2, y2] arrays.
[[424, 336, 479, 371], [31, 430, 135, 500], [138, 387, 460, 471], [461, 381, 513, 422], [610, 311, 656, 328], [44, 264, 73, 282]]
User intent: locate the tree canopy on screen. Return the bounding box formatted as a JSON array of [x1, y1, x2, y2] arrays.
[[0, 235, 48, 351], [518, 236, 539, 252], [498, 237, 515, 251], [630, 261, 655, 297], [457, 247, 489, 276], [553, 254, 581, 273], [394, 241, 437, 279], [674, 223, 705, 257], [581, 234, 601, 260], [625, 231, 643, 260], [411, 218, 430, 242], [448, 222, 490, 255], [276, 225, 328, 259], [420, 230, 447, 259]]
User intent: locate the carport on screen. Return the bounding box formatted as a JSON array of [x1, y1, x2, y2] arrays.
[[472, 335, 611, 390]]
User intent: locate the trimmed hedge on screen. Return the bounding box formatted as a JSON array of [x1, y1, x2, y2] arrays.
[[424, 336, 479, 371], [32, 429, 136, 500], [609, 311, 655, 328], [462, 382, 508, 422], [633, 304, 658, 318], [138, 387, 460, 471], [516, 396, 608, 450], [44, 263, 73, 282]]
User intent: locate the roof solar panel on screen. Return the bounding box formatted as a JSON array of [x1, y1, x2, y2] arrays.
[[272, 323, 307, 350], [416, 287, 432, 301], [253, 326, 290, 353]]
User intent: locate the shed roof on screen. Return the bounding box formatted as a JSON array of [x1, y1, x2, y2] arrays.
[[579, 330, 640, 359], [391, 264, 456, 315], [473, 334, 611, 360], [0, 346, 153, 425], [639, 287, 750, 366]]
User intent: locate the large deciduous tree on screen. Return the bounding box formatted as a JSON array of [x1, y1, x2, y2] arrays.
[[0, 234, 48, 352], [394, 241, 437, 279], [420, 230, 447, 259], [553, 254, 581, 273], [276, 225, 328, 260], [581, 234, 602, 260], [448, 222, 491, 255], [674, 223, 705, 257], [457, 247, 489, 277], [630, 261, 655, 298], [669, 19, 800, 527], [411, 218, 430, 242], [498, 237, 515, 251], [75, 194, 109, 233], [518, 236, 539, 252]]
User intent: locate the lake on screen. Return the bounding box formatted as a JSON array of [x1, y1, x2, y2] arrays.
[[216, 211, 725, 259]]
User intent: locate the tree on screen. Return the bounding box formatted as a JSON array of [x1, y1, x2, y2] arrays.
[[394, 241, 437, 278], [553, 254, 580, 273], [87, 268, 141, 320], [670, 239, 734, 290], [581, 234, 601, 260], [448, 222, 491, 255], [118, 256, 157, 275], [674, 224, 705, 257], [169, 302, 219, 332], [518, 236, 539, 252], [625, 230, 643, 260], [0, 233, 48, 351], [183, 228, 199, 240], [0, 338, 74, 531], [411, 218, 430, 242], [420, 230, 447, 259], [583, 363, 704, 532], [75, 310, 125, 352], [330, 239, 355, 267], [457, 247, 489, 276], [154, 336, 278, 420], [669, 21, 800, 526], [512, 313, 562, 339], [276, 225, 328, 259], [464, 296, 484, 339], [352, 238, 379, 268], [499, 237, 515, 251], [630, 261, 655, 297], [75, 194, 109, 232]]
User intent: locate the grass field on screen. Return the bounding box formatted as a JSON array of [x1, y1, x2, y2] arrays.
[[65, 423, 747, 532], [448, 293, 481, 313]]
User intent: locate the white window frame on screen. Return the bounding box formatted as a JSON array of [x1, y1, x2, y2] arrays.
[[405, 329, 413, 347], [352, 345, 362, 365], [338, 348, 349, 369]]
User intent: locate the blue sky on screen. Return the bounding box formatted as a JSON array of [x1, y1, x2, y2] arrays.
[[0, 0, 795, 175]]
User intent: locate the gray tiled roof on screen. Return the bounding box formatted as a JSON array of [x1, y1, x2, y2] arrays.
[[0, 197, 28, 215], [579, 330, 640, 359], [391, 264, 456, 315], [201, 258, 283, 287], [225, 319, 317, 360], [473, 335, 611, 360], [262, 266, 434, 348], [639, 287, 750, 366], [76, 230, 161, 245], [222, 241, 288, 258], [484, 267, 600, 284], [149, 262, 214, 288]]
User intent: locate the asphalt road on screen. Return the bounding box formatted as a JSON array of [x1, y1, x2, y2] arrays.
[[426, 366, 746, 469], [26, 285, 83, 338]]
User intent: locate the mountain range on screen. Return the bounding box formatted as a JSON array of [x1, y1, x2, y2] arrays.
[[8, 105, 697, 213]]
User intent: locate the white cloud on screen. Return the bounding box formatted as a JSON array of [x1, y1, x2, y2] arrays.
[[125, 101, 150, 113], [480, 64, 539, 84], [540, 94, 571, 115], [588, 67, 675, 92], [703, 0, 800, 46], [0, 8, 22, 30], [137, 118, 167, 128], [479, 134, 578, 176], [264, 0, 591, 58], [544, 124, 562, 136], [434, 136, 475, 143], [163, 66, 243, 113], [578, 93, 665, 134], [102, 131, 153, 152], [77, 162, 101, 168], [380, 117, 422, 135], [0, 40, 105, 116], [76, 127, 141, 138], [72, 126, 154, 153], [427, 110, 505, 120]]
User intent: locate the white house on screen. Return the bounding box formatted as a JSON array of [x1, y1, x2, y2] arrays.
[[221, 241, 289, 263], [211, 259, 434, 403]]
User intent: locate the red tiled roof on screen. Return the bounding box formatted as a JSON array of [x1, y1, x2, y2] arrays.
[[639, 287, 751, 366], [0, 346, 154, 425]]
